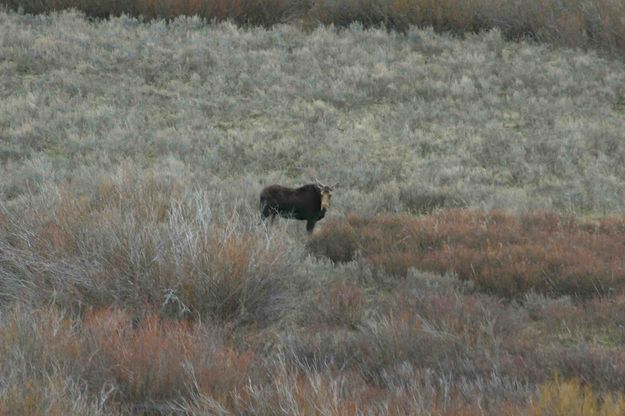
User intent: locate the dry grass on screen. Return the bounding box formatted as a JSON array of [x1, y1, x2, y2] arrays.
[[0, 172, 301, 323], [313, 281, 366, 328], [0, 306, 262, 412], [2, 289, 625, 414], [308, 210, 625, 298], [0, 0, 299, 24], [525, 377, 625, 416], [3, 0, 625, 55], [1, 9, 625, 415], [81, 309, 262, 405]]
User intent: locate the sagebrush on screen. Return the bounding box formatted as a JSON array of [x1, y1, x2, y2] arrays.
[[1, 10, 625, 415]]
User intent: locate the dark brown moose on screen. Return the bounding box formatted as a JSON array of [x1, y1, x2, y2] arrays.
[[260, 180, 336, 233]]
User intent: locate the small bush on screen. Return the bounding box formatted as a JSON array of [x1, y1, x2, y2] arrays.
[[81, 309, 203, 403], [399, 183, 466, 214], [306, 219, 358, 263], [0, 307, 115, 415]]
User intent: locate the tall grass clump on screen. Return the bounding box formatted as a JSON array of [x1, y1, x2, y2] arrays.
[[0, 171, 303, 323], [308, 210, 625, 298]]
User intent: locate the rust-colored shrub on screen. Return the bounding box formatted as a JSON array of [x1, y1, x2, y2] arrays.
[[171, 231, 294, 323], [0, 307, 83, 372], [194, 347, 261, 404], [81, 308, 260, 404], [308, 210, 625, 298], [82, 309, 200, 402]]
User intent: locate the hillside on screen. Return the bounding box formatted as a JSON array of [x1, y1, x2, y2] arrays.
[[1, 10, 625, 415]]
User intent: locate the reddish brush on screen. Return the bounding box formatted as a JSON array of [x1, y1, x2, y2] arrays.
[[308, 210, 625, 298]]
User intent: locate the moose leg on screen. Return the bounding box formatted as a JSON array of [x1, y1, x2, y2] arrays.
[[306, 220, 316, 234], [261, 203, 274, 220], [260, 204, 276, 226]]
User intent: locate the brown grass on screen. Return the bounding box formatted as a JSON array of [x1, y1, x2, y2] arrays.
[[0, 306, 262, 411], [36, 307, 260, 405], [81, 309, 204, 403], [308, 210, 625, 298]]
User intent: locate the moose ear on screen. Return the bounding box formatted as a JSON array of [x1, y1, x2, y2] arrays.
[[332, 182, 339, 190]]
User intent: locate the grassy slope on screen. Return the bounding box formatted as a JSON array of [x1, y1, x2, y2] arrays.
[[2, 11, 625, 215], [1, 10, 625, 415]]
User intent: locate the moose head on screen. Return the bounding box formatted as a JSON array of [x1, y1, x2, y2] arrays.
[[314, 178, 338, 212]]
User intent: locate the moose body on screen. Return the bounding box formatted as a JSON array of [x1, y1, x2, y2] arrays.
[[260, 182, 335, 233]]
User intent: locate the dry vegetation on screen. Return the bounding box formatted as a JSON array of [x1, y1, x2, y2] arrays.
[[308, 210, 625, 298], [1, 9, 625, 415], [3, 0, 625, 56]]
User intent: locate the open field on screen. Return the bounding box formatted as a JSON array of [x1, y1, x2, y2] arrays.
[[1, 10, 625, 415]]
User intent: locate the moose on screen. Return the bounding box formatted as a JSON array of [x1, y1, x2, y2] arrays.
[[260, 179, 337, 233]]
